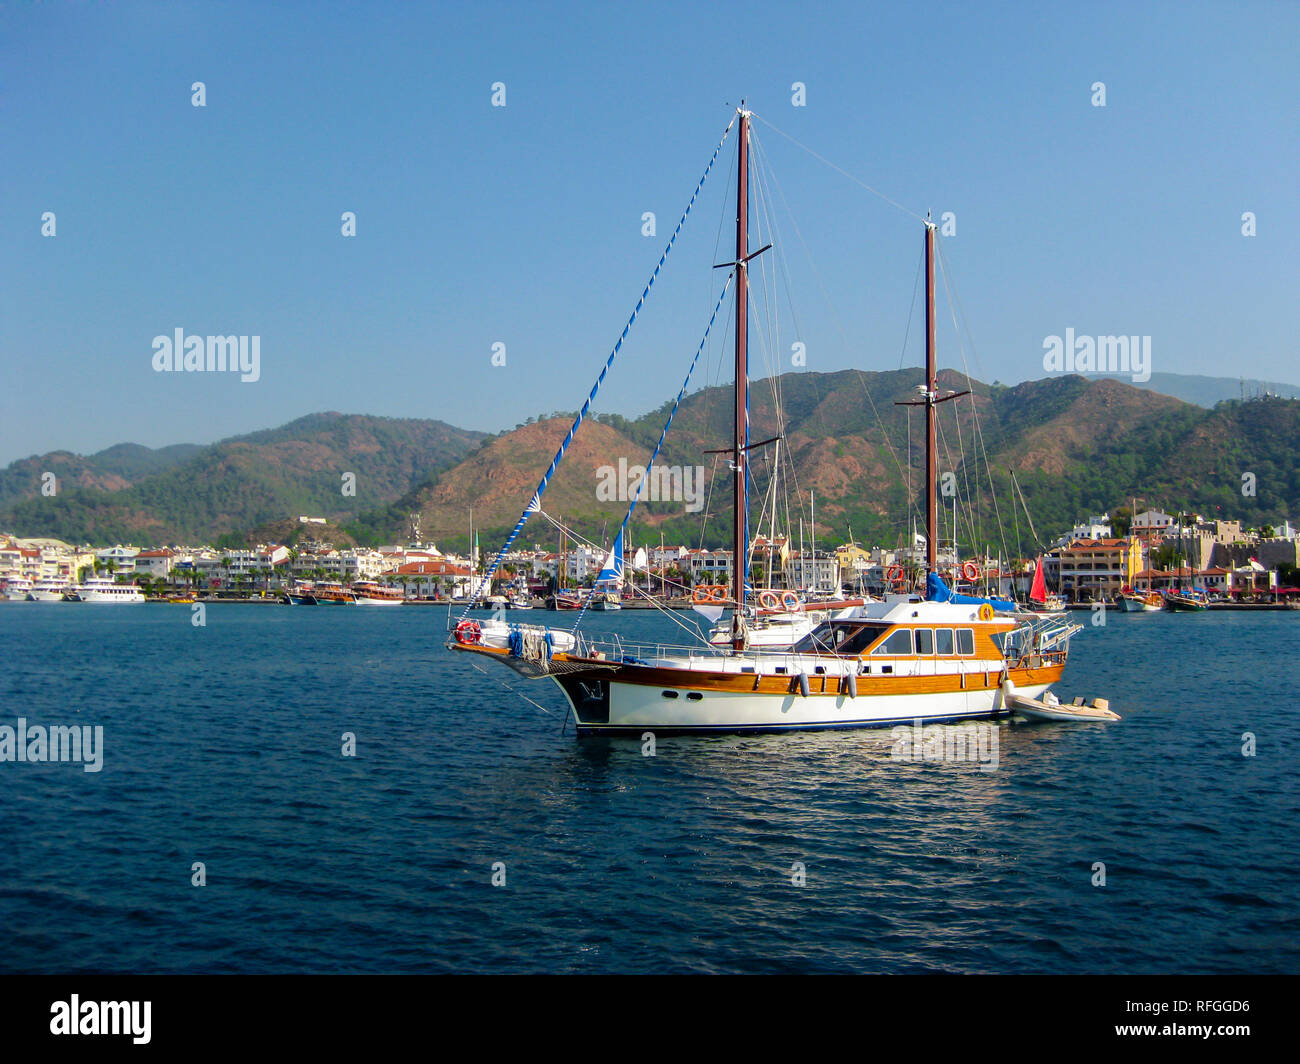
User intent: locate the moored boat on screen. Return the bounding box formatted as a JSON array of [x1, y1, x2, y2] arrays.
[[27, 578, 72, 602], [1165, 590, 1208, 612], [3, 577, 34, 601], [352, 581, 405, 605], [1118, 589, 1163, 612], [74, 576, 145, 603], [313, 582, 357, 605]]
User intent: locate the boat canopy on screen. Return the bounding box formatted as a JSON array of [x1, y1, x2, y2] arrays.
[[925, 571, 1017, 612]]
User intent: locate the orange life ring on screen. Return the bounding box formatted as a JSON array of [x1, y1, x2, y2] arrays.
[[962, 561, 980, 582], [693, 584, 727, 605], [781, 590, 801, 611], [885, 565, 904, 586], [454, 619, 482, 645], [758, 590, 781, 610]]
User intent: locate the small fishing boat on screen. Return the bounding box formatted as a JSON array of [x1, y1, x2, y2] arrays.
[[1007, 689, 1120, 722], [1164, 590, 1208, 612]]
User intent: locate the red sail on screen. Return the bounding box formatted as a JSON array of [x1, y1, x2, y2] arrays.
[[1030, 556, 1048, 603]]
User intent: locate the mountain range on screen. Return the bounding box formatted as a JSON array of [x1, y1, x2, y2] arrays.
[[3, 372, 1297, 558]]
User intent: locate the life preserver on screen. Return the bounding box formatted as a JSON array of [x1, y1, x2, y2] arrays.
[[962, 561, 980, 582], [885, 565, 904, 586], [454, 619, 482, 645], [693, 584, 727, 605], [781, 590, 801, 611], [758, 590, 781, 610], [977, 603, 994, 621]]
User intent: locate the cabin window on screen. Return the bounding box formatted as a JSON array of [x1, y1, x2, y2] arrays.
[[661, 690, 679, 699], [686, 692, 703, 701], [935, 628, 955, 655], [872, 628, 914, 656], [957, 629, 975, 655], [791, 622, 886, 655], [915, 628, 934, 655]]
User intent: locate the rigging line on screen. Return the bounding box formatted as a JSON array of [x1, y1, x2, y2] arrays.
[[935, 243, 1010, 568], [459, 115, 736, 619], [571, 274, 735, 631], [750, 129, 817, 526], [697, 452, 722, 553], [467, 659, 563, 720], [750, 131, 810, 547], [936, 238, 1013, 566], [899, 242, 924, 370], [751, 112, 931, 225], [752, 131, 919, 531], [535, 511, 714, 646]]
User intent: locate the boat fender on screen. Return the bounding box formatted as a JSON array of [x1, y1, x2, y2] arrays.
[[797, 672, 810, 698], [844, 671, 858, 699]]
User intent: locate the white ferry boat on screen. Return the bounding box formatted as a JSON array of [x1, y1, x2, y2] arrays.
[[28, 578, 72, 602], [3, 577, 34, 601], [73, 576, 145, 603]]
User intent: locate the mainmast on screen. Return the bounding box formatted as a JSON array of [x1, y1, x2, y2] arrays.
[[731, 107, 751, 646], [898, 218, 967, 585]]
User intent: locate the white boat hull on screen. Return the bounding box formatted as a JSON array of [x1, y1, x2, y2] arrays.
[[78, 590, 145, 603], [27, 589, 69, 602], [561, 676, 1050, 734]]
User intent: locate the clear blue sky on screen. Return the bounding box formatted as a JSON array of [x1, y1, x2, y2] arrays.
[[2, 0, 1296, 465]]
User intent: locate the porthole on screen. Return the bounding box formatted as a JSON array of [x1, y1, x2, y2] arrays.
[[661, 690, 679, 699]]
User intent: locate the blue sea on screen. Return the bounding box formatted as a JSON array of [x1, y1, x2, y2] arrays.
[[1, 602, 1296, 974]]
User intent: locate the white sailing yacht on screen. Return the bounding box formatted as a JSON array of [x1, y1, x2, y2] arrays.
[[449, 106, 1082, 734]]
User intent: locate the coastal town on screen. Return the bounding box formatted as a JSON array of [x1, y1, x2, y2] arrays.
[[3, 506, 1297, 609]]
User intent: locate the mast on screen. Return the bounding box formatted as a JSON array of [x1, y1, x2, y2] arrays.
[[924, 221, 938, 574], [896, 220, 967, 586], [731, 107, 751, 647]]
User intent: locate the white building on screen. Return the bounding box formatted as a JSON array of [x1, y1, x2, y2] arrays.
[[95, 545, 140, 573], [1132, 510, 1176, 537]]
